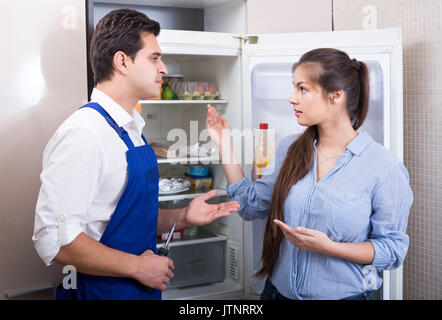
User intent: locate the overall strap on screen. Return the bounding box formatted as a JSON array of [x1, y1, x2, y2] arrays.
[[80, 102, 135, 149]]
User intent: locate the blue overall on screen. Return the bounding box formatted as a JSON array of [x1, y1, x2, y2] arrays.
[[56, 102, 161, 300]]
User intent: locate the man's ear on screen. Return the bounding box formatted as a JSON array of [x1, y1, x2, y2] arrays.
[[113, 51, 131, 75], [329, 89, 344, 105]]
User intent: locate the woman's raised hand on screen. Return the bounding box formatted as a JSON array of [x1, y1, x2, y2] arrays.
[[206, 104, 231, 149], [206, 104, 244, 184]]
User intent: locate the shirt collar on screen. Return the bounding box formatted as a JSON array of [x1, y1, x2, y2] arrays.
[[90, 88, 145, 131], [345, 130, 373, 156], [313, 130, 373, 156]]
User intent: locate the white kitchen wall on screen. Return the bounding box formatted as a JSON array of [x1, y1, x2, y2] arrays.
[[246, 0, 332, 33]]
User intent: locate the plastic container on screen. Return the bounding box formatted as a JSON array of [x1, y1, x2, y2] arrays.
[[171, 82, 196, 100], [190, 82, 207, 100], [187, 165, 210, 176], [185, 172, 213, 191], [204, 82, 220, 100], [171, 81, 220, 100]]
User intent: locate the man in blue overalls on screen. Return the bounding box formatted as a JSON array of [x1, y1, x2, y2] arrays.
[[32, 9, 240, 300]]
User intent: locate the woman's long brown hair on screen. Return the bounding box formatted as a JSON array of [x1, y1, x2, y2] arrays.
[[256, 48, 370, 278]]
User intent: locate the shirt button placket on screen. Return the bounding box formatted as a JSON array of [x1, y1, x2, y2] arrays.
[[291, 250, 298, 296], [303, 186, 315, 226]]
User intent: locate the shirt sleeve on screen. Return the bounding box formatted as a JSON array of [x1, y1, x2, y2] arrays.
[[32, 126, 104, 266], [368, 163, 414, 271], [226, 134, 299, 221]]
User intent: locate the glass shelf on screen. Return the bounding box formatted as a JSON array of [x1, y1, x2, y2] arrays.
[[157, 156, 219, 164], [157, 228, 228, 248], [139, 99, 227, 104], [158, 188, 227, 202]]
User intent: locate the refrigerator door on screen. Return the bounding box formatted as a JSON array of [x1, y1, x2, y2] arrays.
[[0, 0, 89, 299], [241, 29, 403, 299]]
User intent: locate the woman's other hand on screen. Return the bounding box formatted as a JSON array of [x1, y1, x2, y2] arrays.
[[273, 219, 334, 255]]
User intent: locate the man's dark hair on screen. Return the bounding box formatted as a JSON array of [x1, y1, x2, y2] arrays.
[[90, 9, 160, 86]]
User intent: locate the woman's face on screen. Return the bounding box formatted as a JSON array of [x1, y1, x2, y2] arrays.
[[288, 64, 332, 127]]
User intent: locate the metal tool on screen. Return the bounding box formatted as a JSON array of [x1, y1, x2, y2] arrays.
[[146, 222, 176, 292], [158, 222, 176, 257]]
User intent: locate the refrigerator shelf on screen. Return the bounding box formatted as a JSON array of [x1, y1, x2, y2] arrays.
[[158, 188, 227, 202], [157, 156, 219, 164], [139, 99, 227, 105], [157, 228, 228, 248]]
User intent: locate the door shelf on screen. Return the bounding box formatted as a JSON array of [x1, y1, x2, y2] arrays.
[[139, 99, 227, 105], [158, 188, 227, 202]]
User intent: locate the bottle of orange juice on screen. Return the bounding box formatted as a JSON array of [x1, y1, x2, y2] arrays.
[[253, 123, 274, 180]]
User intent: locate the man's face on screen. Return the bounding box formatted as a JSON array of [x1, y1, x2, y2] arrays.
[[127, 32, 167, 99]]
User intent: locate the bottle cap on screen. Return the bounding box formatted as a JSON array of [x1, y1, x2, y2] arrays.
[[259, 123, 268, 129]]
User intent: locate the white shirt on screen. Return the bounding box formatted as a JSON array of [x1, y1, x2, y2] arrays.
[[33, 88, 146, 266]]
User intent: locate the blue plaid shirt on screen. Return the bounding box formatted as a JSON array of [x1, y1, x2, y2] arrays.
[[226, 131, 413, 300]]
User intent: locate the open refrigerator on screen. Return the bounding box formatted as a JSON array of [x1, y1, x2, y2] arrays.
[[143, 27, 404, 300]]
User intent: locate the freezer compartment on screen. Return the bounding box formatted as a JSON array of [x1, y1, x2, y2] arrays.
[[161, 228, 227, 289], [250, 61, 305, 142], [250, 59, 385, 145]]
